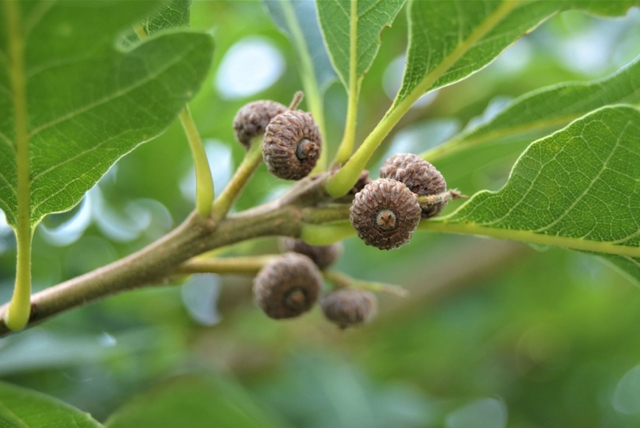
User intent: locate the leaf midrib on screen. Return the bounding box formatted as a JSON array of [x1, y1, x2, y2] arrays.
[[28, 35, 204, 139], [419, 220, 640, 258]]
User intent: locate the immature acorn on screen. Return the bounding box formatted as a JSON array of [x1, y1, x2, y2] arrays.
[[280, 238, 343, 270], [380, 153, 447, 218], [233, 100, 288, 149], [321, 289, 377, 329], [262, 110, 322, 180], [350, 178, 421, 250], [253, 252, 322, 319], [349, 170, 372, 196]]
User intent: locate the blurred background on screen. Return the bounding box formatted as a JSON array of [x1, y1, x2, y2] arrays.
[[1, 2, 640, 427]]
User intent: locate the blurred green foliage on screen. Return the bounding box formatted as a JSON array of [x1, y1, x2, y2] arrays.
[[1, 1, 640, 427]]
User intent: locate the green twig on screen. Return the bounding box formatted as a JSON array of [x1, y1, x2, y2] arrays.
[[180, 108, 214, 217], [323, 270, 408, 297], [212, 139, 263, 220], [281, 1, 329, 172], [135, 24, 214, 217], [333, 0, 361, 166], [175, 255, 277, 275]]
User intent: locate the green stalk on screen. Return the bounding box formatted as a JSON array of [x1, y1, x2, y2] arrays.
[[325, 0, 520, 197], [179, 108, 214, 217], [211, 139, 263, 220], [4, 0, 32, 331], [333, 0, 361, 165], [281, 1, 329, 172], [135, 25, 214, 217]]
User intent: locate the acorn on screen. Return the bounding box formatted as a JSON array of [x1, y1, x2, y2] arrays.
[[350, 178, 421, 250], [262, 110, 322, 180], [280, 238, 343, 270], [233, 100, 288, 149], [380, 153, 447, 218], [321, 289, 377, 329], [349, 170, 371, 195], [253, 252, 322, 319]]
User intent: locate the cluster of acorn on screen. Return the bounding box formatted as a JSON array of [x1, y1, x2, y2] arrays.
[[232, 93, 456, 327]]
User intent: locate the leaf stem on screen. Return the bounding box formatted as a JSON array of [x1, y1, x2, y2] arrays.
[[419, 220, 640, 258], [333, 0, 360, 166], [134, 24, 214, 217], [280, 0, 329, 172], [4, 0, 32, 331], [175, 255, 277, 275], [212, 138, 263, 219], [179, 107, 214, 217], [325, 0, 520, 197], [323, 270, 408, 297]]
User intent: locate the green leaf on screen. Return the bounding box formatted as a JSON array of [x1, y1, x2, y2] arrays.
[[394, 0, 639, 110], [424, 56, 640, 162], [420, 106, 640, 282], [0, 381, 103, 428], [105, 376, 288, 428], [316, 0, 406, 89], [146, 0, 191, 33], [0, 0, 214, 228], [262, 0, 336, 93]]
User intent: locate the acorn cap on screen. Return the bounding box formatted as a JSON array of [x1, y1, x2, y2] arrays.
[[321, 289, 377, 329], [280, 238, 343, 270], [262, 110, 322, 180], [253, 252, 322, 319], [380, 153, 447, 218], [349, 170, 372, 195], [233, 100, 287, 149], [350, 178, 421, 250]]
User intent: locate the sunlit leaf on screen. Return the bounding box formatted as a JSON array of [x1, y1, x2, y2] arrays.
[[0, 381, 103, 427], [422, 106, 640, 282], [395, 0, 639, 109], [316, 0, 406, 89], [425, 56, 640, 161], [0, 0, 214, 228]]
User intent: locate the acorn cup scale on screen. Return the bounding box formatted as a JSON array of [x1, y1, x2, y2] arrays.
[[262, 110, 322, 180], [321, 289, 377, 329], [280, 238, 343, 270], [233, 100, 288, 149], [350, 178, 422, 250], [380, 153, 448, 218], [253, 252, 322, 319]]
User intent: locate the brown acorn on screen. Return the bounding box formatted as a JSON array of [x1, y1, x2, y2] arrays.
[[380, 153, 447, 218], [253, 252, 322, 319], [233, 100, 288, 149], [350, 178, 421, 250], [321, 289, 377, 329], [262, 110, 322, 180], [349, 170, 372, 196], [280, 238, 343, 270]]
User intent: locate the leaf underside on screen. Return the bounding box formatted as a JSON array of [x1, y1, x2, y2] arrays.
[[396, 0, 640, 107], [438, 106, 640, 282], [316, 0, 406, 89], [0, 0, 214, 228]]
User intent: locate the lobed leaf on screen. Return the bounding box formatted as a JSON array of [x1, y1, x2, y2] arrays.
[[0, 0, 214, 228], [0, 381, 103, 428], [425, 56, 640, 161], [395, 0, 639, 109], [316, 0, 406, 89], [422, 106, 640, 282]]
